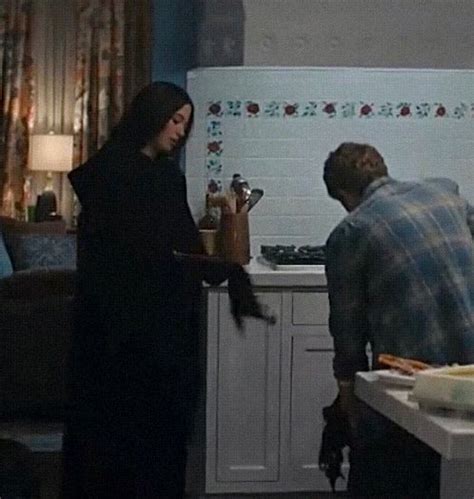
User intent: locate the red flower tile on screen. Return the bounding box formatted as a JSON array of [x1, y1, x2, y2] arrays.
[[400, 106, 411, 117], [208, 179, 219, 194], [323, 103, 336, 114], [247, 102, 260, 115], [209, 103, 221, 115], [207, 141, 221, 154]]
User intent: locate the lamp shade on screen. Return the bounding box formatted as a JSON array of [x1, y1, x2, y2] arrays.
[[28, 134, 73, 172]]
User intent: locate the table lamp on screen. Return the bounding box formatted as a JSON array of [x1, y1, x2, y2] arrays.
[[28, 133, 73, 221]]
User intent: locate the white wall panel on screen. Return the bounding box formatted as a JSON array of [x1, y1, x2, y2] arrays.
[[186, 67, 474, 255]]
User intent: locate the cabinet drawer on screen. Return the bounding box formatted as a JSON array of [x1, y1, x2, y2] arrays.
[[292, 292, 329, 326]]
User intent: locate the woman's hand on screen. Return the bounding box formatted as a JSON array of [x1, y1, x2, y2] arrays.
[[227, 265, 277, 329], [173, 251, 237, 285], [173, 252, 277, 328]]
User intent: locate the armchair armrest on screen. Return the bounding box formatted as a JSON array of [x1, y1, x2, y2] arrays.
[[3, 233, 76, 272], [0, 268, 75, 299], [0, 268, 75, 419], [0, 216, 66, 234]]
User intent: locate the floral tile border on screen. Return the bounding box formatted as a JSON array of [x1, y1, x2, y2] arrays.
[[207, 100, 474, 120], [204, 99, 474, 193]]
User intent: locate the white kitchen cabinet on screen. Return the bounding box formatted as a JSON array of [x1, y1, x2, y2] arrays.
[[209, 291, 282, 484], [291, 291, 330, 326], [286, 335, 339, 488], [204, 286, 342, 494]]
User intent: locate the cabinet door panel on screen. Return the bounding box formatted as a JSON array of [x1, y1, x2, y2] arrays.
[[289, 336, 342, 489], [292, 292, 329, 326], [215, 292, 282, 482]]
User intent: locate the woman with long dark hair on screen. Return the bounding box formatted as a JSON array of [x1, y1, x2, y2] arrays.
[[63, 82, 270, 498]]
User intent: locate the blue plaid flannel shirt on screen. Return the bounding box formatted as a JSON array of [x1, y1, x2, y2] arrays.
[[326, 176, 474, 381]]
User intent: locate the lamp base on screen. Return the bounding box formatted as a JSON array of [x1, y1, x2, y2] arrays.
[[35, 191, 58, 222]]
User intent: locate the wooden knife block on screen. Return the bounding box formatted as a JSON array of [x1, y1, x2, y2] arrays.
[[219, 212, 250, 265]]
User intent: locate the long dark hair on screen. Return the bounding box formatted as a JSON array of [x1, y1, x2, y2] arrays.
[[110, 81, 194, 151]]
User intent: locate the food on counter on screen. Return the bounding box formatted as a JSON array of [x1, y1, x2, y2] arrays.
[[413, 364, 474, 412], [378, 354, 432, 375]]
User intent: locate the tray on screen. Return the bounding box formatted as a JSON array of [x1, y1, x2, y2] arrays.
[[376, 369, 416, 387]]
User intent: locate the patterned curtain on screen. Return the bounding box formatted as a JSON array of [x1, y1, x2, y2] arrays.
[[73, 0, 125, 167], [71, 0, 151, 223], [124, 0, 152, 108], [31, 0, 76, 225], [0, 0, 35, 216]]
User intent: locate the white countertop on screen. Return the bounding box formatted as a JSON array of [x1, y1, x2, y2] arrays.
[[243, 258, 327, 287], [355, 371, 474, 460]]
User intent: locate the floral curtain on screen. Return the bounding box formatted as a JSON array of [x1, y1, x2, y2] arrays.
[[73, 0, 125, 167], [0, 0, 35, 216], [0, 0, 151, 219], [124, 0, 152, 108], [71, 0, 151, 223]]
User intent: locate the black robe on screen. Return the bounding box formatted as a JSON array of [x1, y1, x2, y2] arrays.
[[63, 141, 202, 496]]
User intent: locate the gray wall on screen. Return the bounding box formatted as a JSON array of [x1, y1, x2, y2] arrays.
[[152, 0, 474, 86], [152, 0, 245, 88], [195, 0, 245, 67], [243, 0, 474, 68], [152, 0, 197, 87]]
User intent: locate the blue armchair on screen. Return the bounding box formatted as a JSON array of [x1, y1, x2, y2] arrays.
[[0, 217, 76, 419]]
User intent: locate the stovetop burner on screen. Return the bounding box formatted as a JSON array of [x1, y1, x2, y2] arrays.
[[260, 245, 326, 265]]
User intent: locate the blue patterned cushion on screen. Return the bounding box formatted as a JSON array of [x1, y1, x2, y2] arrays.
[[4, 234, 76, 271], [0, 231, 13, 278]]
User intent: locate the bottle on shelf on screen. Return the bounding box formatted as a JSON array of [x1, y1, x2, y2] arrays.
[[198, 194, 219, 256], [23, 176, 35, 222]]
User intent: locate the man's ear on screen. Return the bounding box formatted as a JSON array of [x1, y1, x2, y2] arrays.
[[336, 190, 360, 212], [335, 189, 349, 210]]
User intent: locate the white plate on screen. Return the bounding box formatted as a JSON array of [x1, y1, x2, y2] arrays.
[[376, 369, 415, 387]]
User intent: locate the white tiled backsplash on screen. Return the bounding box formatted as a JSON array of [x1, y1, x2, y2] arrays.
[[185, 67, 474, 255]]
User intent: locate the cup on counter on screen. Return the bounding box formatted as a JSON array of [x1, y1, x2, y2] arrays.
[[199, 228, 218, 256], [219, 212, 250, 265]]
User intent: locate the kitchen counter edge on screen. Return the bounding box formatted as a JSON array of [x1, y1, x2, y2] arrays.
[[205, 259, 327, 288]]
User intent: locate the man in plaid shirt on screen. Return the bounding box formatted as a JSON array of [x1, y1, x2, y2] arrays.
[[323, 143, 474, 497]]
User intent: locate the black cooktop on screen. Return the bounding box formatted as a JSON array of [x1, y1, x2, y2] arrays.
[[260, 245, 326, 265]]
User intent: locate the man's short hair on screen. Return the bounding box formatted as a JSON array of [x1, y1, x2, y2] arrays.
[[323, 143, 388, 200]]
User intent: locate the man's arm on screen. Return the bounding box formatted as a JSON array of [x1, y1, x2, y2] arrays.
[[325, 222, 370, 408], [326, 222, 370, 381], [467, 203, 474, 239]]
